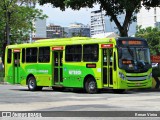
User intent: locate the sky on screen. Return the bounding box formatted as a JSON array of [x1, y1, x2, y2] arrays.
[[36, 3, 100, 27], [35, 3, 137, 36]]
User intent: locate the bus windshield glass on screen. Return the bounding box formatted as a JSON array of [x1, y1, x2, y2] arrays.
[[118, 47, 151, 72]]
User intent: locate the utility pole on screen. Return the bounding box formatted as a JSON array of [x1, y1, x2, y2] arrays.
[[29, 29, 32, 43], [28, 1, 33, 43]]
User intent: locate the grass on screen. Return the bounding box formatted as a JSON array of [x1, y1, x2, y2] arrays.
[[152, 67, 160, 77]]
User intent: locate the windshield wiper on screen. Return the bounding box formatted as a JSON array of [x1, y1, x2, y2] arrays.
[[127, 46, 134, 59]]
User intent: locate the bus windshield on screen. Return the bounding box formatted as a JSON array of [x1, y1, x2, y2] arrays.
[[119, 47, 151, 72]]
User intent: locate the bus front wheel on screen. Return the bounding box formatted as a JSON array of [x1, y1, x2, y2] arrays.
[[28, 76, 38, 91], [85, 77, 97, 94]]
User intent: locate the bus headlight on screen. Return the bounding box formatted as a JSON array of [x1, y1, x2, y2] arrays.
[[148, 73, 152, 80], [119, 72, 126, 80]]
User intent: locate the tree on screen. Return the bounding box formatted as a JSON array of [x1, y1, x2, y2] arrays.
[[135, 26, 160, 55], [0, 0, 47, 63], [39, 0, 160, 37], [135, 26, 160, 87]]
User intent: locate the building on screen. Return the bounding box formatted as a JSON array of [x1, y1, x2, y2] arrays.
[[67, 23, 90, 37], [137, 7, 160, 28], [90, 10, 137, 37], [32, 18, 47, 38], [46, 24, 64, 38], [91, 32, 119, 38], [90, 10, 106, 36], [46, 23, 90, 39], [156, 22, 160, 29]]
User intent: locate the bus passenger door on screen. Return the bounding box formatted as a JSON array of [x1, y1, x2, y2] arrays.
[[53, 49, 63, 85], [13, 50, 20, 83], [102, 47, 113, 88]]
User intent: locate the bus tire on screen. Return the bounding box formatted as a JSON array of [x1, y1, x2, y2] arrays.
[[85, 77, 97, 94], [28, 76, 38, 91]]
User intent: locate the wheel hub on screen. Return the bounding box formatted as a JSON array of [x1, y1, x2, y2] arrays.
[[89, 81, 95, 90]]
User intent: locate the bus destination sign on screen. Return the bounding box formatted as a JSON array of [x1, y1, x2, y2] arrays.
[[122, 40, 142, 45]]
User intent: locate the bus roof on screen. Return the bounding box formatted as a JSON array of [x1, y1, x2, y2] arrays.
[[6, 37, 116, 49], [6, 37, 147, 49], [34, 37, 91, 43]]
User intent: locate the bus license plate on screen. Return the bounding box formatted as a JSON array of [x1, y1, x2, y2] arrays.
[[136, 82, 141, 86]]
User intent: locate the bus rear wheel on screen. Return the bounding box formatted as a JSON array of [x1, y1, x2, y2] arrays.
[[85, 77, 97, 94], [28, 76, 38, 91]]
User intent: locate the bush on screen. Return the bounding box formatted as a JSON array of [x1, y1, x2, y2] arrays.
[[152, 67, 160, 77], [0, 69, 4, 83]]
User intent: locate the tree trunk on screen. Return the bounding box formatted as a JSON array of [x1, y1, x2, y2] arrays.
[[111, 11, 133, 37], [2, 11, 10, 66], [2, 42, 7, 66], [111, 16, 129, 37], [119, 27, 128, 37]]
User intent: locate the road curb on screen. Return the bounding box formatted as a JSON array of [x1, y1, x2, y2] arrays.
[[0, 82, 9, 85]]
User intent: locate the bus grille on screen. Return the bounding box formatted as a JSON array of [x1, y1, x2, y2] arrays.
[[127, 81, 148, 87], [126, 76, 147, 81]]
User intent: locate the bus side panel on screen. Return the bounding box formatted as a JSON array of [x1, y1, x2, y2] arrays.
[[63, 63, 84, 87], [20, 63, 52, 86], [5, 64, 14, 84], [35, 63, 52, 86], [19, 63, 27, 85], [63, 63, 101, 88]]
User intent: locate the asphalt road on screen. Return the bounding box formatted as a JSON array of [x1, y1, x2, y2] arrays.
[[0, 84, 160, 120]]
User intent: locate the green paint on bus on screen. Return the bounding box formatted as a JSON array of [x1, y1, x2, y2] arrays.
[[5, 37, 152, 93]]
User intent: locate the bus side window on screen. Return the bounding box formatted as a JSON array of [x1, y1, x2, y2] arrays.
[[7, 49, 12, 63], [14, 53, 20, 67], [38, 47, 50, 63], [83, 44, 99, 62], [103, 49, 107, 66], [26, 48, 37, 63], [109, 49, 113, 66], [114, 52, 117, 71], [65, 45, 82, 62], [22, 48, 25, 63]]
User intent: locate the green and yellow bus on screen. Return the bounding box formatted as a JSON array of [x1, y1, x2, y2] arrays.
[[5, 37, 152, 93]]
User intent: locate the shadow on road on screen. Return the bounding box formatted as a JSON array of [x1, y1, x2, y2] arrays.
[[9, 87, 134, 94], [3, 83, 160, 94], [132, 88, 160, 93]]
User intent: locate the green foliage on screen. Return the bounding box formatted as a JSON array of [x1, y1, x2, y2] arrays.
[[0, 0, 47, 43], [135, 26, 160, 55], [39, 0, 160, 37], [8, 5, 47, 43], [152, 67, 160, 77], [135, 25, 160, 78], [0, 0, 48, 63]]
